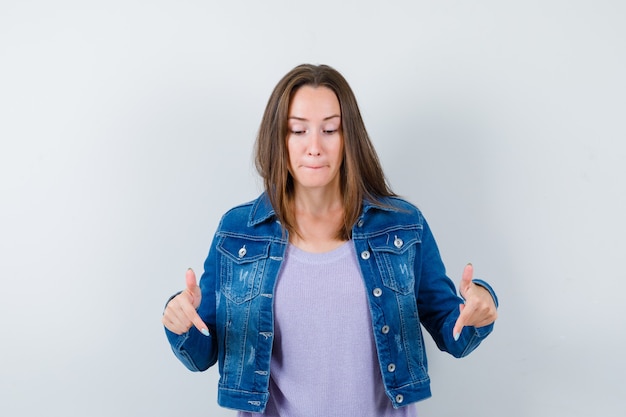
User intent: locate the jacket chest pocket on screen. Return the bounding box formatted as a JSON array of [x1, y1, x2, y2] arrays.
[[217, 236, 270, 304], [369, 229, 421, 295]]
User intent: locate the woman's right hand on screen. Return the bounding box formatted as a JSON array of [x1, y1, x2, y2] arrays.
[[162, 268, 210, 336]]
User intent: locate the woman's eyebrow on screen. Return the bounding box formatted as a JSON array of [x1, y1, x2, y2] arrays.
[[288, 114, 340, 121]]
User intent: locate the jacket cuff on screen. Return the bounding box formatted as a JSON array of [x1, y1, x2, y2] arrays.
[[471, 279, 499, 308], [163, 290, 183, 312]]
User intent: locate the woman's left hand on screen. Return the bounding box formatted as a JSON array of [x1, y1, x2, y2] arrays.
[[452, 263, 498, 341]]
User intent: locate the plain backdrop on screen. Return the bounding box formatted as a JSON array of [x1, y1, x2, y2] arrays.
[[1, 1, 624, 416]]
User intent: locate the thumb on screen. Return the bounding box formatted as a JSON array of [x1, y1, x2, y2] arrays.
[[459, 263, 473, 299], [185, 268, 201, 309], [185, 268, 198, 291]]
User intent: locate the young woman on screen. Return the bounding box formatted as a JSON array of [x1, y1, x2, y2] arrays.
[[162, 64, 498, 416]]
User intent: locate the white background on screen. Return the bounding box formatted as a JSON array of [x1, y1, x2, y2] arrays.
[[1, 1, 624, 416]]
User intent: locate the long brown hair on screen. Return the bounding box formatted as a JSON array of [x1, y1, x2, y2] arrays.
[[254, 64, 395, 240]]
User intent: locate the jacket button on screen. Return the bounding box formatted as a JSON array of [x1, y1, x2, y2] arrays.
[[394, 236, 403, 248], [387, 363, 396, 372], [357, 219, 364, 227], [395, 394, 404, 403], [381, 325, 390, 334], [238, 246, 247, 258], [373, 288, 382, 297], [360, 250, 370, 260]]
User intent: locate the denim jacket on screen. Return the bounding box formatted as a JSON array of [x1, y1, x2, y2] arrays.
[[165, 193, 497, 413]]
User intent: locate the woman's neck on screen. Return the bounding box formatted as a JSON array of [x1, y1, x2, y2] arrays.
[[290, 188, 347, 253]]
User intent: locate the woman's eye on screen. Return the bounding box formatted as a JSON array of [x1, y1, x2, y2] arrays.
[[291, 130, 306, 135], [323, 129, 338, 135]]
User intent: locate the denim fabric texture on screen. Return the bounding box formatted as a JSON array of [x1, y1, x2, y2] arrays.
[[165, 193, 497, 413]]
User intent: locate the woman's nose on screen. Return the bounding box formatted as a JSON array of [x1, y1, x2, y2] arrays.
[[307, 132, 321, 156]]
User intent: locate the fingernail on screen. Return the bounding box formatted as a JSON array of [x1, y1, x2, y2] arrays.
[[188, 267, 194, 271], [453, 331, 460, 341], [466, 262, 472, 267], [201, 328, 210, 337]]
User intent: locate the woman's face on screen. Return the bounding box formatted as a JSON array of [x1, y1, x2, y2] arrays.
[[286, 85, 343, 194]]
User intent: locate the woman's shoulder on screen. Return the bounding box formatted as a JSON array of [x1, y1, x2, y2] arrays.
[[367, 195, 423, 217], [362, 195, 425, 229], [388, 196, 422, 212], [217, 193, 274, 231], [221, 197, 257, 216]]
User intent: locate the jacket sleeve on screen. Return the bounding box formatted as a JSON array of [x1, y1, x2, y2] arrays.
[[416, 216, 497, 358], [163, 231, 220, 371]]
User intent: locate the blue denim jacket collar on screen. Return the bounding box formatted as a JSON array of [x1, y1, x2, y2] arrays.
[[248, 193, 276, 226]]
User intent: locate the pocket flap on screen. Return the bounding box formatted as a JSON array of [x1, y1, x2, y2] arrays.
[[217, 236, 270, 264], [368, 228, 420, 254]]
